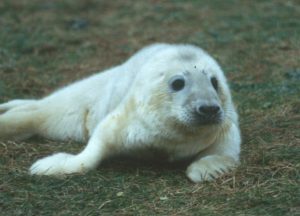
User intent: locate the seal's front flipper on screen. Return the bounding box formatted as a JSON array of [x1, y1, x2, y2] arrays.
[[186, 122, 240, 183], [29, 114, 120, 175], [186, 155, 238, 182]]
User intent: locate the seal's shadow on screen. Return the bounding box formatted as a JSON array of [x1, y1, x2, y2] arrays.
[[99, 155, 193, 174]]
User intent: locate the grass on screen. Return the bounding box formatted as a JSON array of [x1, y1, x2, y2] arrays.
[[0, 0, 299, 215]]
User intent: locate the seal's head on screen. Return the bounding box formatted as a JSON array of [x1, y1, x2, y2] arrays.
[[167, 69, 224, 127], [139, 44, 234, 131]]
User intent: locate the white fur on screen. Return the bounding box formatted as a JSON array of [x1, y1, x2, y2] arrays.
[[0, 43, 241, 182]]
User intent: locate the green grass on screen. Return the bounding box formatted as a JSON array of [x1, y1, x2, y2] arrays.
[[0, 0, 299, 215]]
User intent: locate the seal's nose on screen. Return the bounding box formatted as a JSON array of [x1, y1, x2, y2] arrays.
[[197, 105, 220, 116]]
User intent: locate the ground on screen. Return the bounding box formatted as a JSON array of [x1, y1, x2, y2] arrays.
[[0, 0, 299, 215]]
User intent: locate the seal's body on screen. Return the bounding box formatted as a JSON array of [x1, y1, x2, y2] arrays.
[[0, 44, 241, 182]]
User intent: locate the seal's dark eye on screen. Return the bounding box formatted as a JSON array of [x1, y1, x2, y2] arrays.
[[170, 77, 185, 91], [211, 77, 218, 91]]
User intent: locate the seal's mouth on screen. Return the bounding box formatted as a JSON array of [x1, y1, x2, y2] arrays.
[[184, 108, 224, 127], [189, 112, 223, 126]]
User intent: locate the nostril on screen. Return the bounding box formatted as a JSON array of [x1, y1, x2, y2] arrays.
[[198, 105, 220, 115]]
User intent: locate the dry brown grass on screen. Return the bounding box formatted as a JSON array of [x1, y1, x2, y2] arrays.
[[1, 0, 299, 215]]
